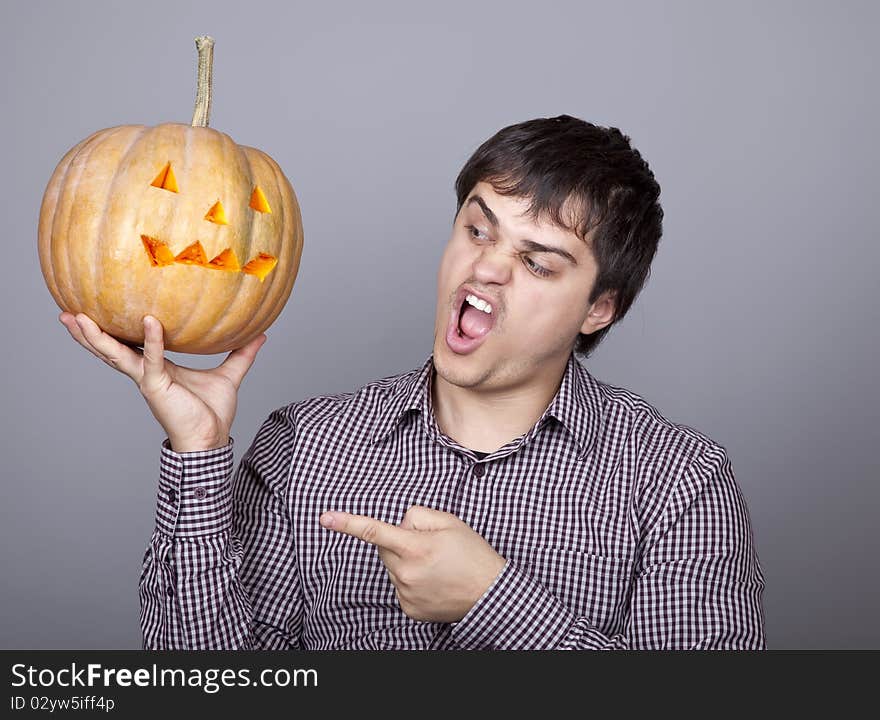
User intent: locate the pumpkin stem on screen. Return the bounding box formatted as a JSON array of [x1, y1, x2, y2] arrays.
[[191, 35, 214, 127]]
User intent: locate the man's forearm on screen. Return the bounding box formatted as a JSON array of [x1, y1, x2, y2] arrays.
[[139, 438, 259, 649]]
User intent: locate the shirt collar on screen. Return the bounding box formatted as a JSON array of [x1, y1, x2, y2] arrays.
[[543, 352, 605, 461], [370, 353, 604, 461], [370, 355, 435, 447]]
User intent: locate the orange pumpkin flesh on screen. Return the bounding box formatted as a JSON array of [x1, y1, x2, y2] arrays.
[[150, 162, 179, 193], [249, 186, 272, 214], [38, 37, 303, 354]]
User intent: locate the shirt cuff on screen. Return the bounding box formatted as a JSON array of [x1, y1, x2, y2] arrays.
[[451, 559, 576, 650], [155, 437, 235, 539]]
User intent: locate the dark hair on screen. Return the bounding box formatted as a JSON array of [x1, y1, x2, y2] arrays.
[[454, 115, 663, 359]]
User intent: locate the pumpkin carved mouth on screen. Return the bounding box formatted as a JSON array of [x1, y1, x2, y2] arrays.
[[140, 235, 278, 281]]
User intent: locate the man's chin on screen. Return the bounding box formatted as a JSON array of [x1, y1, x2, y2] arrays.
[[433, 341, 495, 389]]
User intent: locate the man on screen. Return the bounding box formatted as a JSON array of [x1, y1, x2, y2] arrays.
[[61, 115, 766, 649]]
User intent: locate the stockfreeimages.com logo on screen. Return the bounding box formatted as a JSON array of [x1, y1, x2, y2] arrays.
[[11, 663, 318, 694]]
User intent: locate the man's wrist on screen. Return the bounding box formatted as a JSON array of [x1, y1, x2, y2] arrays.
[[452, 559, 574, 650], [465, 553, 507, 616], [157, 438, 235, 538], [168, 435, 230, 453]]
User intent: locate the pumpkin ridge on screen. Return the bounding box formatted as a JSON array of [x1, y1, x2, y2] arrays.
[[49, 131, 107, 313], [201, 135, 258, 349], [227, 146, 280, 349], [242, 146, 299, 348], [154, 123, 193, 346], [258, 154, 299, 339], [168, 127, 243, 349], [40, 130, 104, 310], [93, 126, 150, 333], [58, 128, 130, 317], [268, 151, 303, 322]]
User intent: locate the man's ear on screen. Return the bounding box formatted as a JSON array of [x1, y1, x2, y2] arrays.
[[580, 290, 617, 335]]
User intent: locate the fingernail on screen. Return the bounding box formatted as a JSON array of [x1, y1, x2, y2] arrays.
[[320, 512, 335, 529]]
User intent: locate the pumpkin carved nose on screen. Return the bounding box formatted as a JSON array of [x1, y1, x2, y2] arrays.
[[204, 200, 227, 224]]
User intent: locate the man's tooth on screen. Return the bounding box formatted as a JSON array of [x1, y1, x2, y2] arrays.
[[463, 294, 493, 314]]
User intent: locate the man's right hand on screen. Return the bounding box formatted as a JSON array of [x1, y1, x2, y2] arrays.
[[59, 312, 267, 453]]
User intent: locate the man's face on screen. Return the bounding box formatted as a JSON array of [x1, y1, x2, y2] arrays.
[[433, 181, 614, 393]]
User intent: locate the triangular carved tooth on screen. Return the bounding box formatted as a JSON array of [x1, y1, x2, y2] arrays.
[[249, 186, 272, 213], [242, 252, 278, 282], [204, 200, 228, 225], [174, 241, 208, 265], [207, 248, 241, 272], [143, 237, 274, 277], [141, 235, 175, 266], [150, 162, 178, 193]]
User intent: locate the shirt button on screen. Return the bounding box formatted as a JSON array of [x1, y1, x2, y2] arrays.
[[193, 487, 207, 500], [165, 586, 174, 597], [473, 463, 485, 478], [166, 488, 177, 504]]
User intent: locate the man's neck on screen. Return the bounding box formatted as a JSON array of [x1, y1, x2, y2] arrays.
[[430, 358, 568, 454]]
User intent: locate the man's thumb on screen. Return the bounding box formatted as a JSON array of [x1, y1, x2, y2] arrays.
[[401, 505, 450, 531], [218, 333, 267, 386]]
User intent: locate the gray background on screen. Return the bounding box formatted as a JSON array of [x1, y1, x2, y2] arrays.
[[1, 0, 877, 649]]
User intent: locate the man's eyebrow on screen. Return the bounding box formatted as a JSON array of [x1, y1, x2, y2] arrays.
[[465, 195, 578, 266], [520, 239, 578, 266], [466, 195, 499, 227]]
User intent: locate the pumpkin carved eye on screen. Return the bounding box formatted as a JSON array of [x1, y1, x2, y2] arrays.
[[250, 186, 271, 213], [150, 162, 178, 193]]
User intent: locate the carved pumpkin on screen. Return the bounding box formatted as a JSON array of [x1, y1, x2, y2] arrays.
[[38, 36, 303, 354]]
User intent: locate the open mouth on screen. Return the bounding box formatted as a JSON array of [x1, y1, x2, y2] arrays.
[[446, 289, 496, 354], [456, 297, 469, 337]]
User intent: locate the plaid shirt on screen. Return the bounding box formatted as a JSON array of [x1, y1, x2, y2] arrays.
[[140, 353, 766, 650]]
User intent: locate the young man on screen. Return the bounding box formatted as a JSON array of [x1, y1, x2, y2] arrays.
[[61, 115, 766, 650]]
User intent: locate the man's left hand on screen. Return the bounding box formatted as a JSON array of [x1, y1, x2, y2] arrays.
[[320, 505, 507, 622]]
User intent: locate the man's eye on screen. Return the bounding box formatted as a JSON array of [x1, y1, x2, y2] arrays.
[[465, 224, 489, 241], [524, 256, 553, 278]]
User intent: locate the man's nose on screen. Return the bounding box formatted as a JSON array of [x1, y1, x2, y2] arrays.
[[472, 243, 513, 284]]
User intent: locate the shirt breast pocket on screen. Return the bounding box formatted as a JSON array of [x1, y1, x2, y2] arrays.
[[516, 545, 634, 637]]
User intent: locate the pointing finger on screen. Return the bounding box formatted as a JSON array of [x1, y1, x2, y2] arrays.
[[320, 511, 411, 555]]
